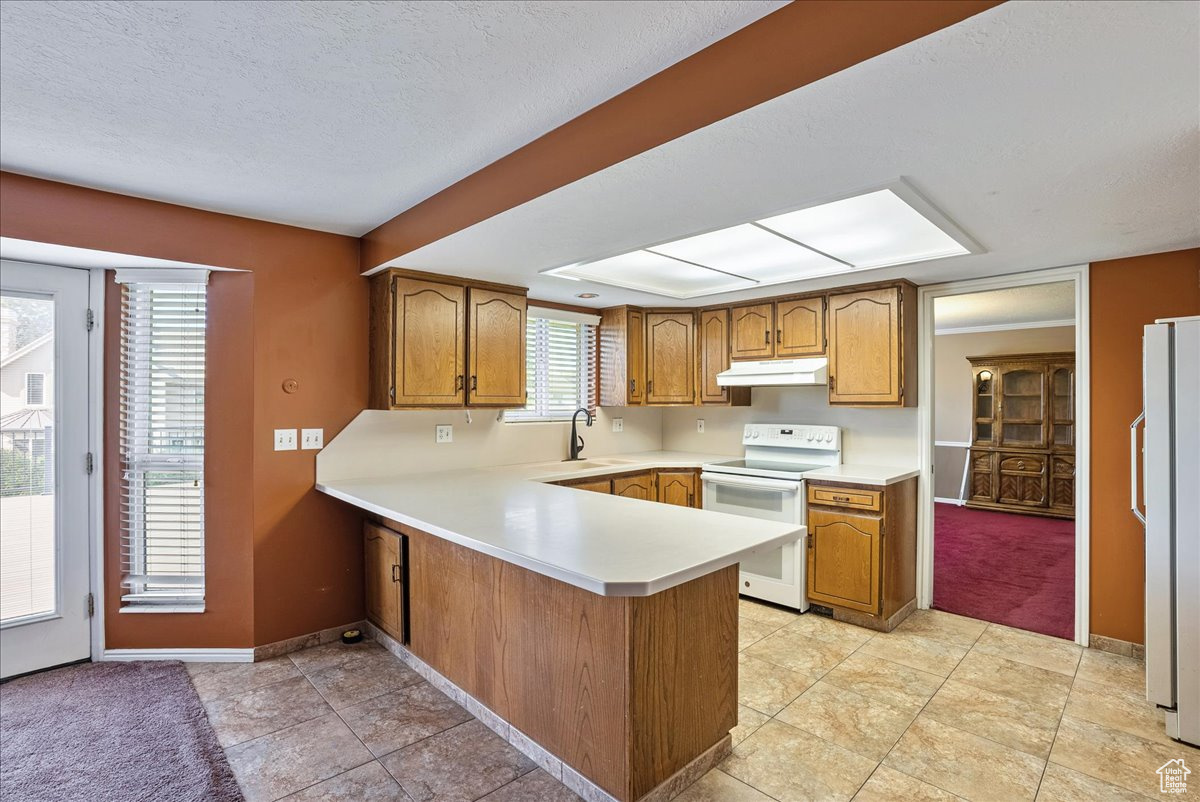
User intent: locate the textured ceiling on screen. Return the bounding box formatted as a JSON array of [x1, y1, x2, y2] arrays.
[[934, 283, 1075, 331], [388, 0, 1200, 307], [0, 0, 785, 234]]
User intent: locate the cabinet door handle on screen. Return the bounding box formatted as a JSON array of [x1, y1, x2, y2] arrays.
[[455, 375, 464, 392], [629, 378, 636, 394], [391, 564, 401, 583], [829, 375, 836, 391], [471, 375, 478, 391], [776, 328, 782, 345], [765, 329, 771, 344], [647, 380, 654, 394]]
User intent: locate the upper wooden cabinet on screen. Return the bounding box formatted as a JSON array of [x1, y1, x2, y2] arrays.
[[370, 269, 528, 409], [467, 288, 527, 406], [645, 311, 696, 405], [599, 306, 645, 406], [730, 303, 775, 360], [827, 284, 916, 407], [775, 297, 825, 357], [697, 308, 750, 407]]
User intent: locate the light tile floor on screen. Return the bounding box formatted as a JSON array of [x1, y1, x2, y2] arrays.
[[189, 605, 1200, 802]]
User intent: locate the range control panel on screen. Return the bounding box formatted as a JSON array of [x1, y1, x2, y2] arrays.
[[741, 423, 841, 450]]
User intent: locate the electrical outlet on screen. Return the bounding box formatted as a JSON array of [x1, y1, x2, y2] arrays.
[[696, 419, 705, 434], [301, 428, 324, 450], [435, 424, 453, 443], [274, 428, 297, 451], [611, 417, 624, 433]]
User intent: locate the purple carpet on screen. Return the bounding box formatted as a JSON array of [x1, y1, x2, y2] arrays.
[[0, 661, 242, 802], [933, 502, 1075, 640]]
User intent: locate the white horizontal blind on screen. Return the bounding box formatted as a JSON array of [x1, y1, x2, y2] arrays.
[[506, 316, 597, 422], [119, 280, 207, 608]]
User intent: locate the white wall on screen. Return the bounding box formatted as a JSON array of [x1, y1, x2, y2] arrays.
[[318, 406, 663, 481], [661, 386, 920, 467]]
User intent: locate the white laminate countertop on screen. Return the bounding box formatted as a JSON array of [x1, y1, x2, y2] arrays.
[[802, 464, 921, 486], [317, 451, 803, 598]]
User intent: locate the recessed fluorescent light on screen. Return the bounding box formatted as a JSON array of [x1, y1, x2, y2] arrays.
[[546, 251, 755, 299], [757, 189, 970, 269], [650, 223, 849, 283]]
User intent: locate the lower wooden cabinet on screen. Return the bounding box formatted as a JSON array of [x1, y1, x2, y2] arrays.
[[805, 477, 916, 631], [967, 449, 1073, 519], [655, 470, 697, 508], [566, 477, 613, 494], [612, 472, 654, 500], [364, 522, 407, 644]]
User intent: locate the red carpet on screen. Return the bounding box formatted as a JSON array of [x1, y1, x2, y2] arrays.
[[933, 503, 1075, 640]]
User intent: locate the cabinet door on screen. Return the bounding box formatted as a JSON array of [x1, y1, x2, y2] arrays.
[[827, 287, 903, 405], [806, 509, 881, 614], [698, 308, 731, 404], [1049, 364, 1074, 450], [645, 312, 696, 404], [996, 453, 1048, 507], [467, 288, 526, 406], [775, 297, 825, 357], [628, 309, 645, 404], [569, 478, 612, 494], [656, 470, 696, 507], [998, 366, 1047, 448], [730, 303, 775, 360], [612, 472, 654, 501], [968, 450, 996, 502], [1050, 455, 1075, 512], [364, 523, 404, 642], [971, 365, 997, 445], [393, 277, 465, 406]]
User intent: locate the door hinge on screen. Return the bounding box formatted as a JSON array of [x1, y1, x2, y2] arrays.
[[87, 593, 95, 617], [85, 308, 95, 332], [85, 452, 94, 474]]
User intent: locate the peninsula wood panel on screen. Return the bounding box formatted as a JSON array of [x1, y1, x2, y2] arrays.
[[730, 303, 774, 360], [467, 288, 526, 406], [398, 522, 737, 801], [612, 472, 654, 500], [775, 296, 825, 357], [392, 276, 465, 406], [645, 311, 695, 404]]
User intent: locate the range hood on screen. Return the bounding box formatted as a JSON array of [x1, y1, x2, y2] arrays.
[[716, 358, 828, 387]]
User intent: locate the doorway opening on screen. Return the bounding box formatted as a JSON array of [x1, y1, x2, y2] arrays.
[[918, 267, 1090, 645]]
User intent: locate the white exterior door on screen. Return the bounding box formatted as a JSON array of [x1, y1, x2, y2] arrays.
[[1, 261, 92, 677]]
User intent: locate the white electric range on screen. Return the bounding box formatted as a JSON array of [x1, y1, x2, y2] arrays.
[[701, 423, 842, 609]]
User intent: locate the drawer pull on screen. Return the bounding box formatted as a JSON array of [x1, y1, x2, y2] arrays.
[[1017, 460, 1026, 470], [391, 564, 401, 583], [833, 495, 852, 502]]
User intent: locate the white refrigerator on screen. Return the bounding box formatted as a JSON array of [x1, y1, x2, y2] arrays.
[[1136, 315, 1200, 747]]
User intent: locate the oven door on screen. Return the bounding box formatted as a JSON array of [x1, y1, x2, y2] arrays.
[[701, 472, 807, 610]]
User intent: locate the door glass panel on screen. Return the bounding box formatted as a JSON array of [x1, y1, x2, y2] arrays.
[[1, 292, 56, 623], [1001, 368, 1045, 446]]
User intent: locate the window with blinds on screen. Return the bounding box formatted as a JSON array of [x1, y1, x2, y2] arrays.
[[505, 313, 598, 422], [117, 272, 207, 610]]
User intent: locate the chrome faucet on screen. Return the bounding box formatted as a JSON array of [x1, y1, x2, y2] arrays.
[[567, 407, 594, 461]]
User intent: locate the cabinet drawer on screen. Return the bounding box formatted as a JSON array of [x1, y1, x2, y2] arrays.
[[998, 454, 1046, 474], [807, 485, 882, 512]]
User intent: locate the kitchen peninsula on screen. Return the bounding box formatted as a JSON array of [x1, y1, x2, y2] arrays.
[[317, 448, 802, 802]]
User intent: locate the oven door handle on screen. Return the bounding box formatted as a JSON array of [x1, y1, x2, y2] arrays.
[[700, 473, 802, 492]]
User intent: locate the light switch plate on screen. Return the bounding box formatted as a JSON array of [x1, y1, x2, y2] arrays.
[[611, 417, 623, 433], [301, 428, 324, 450], [274, 428, 298, 451], [435, 424, 453, 443], [696, 419, 705, 434]]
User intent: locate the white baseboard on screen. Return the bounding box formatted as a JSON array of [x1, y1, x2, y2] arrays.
[[101, 648, 254, 663], [933, 497, 965, 506]]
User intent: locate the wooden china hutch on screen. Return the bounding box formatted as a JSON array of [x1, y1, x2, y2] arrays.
[[966, 352, 1075, 519]]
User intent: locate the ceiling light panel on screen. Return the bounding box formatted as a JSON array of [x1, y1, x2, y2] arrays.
[[758, 189, 970, 269], [649, 224, 850, 284], [550, 251, 756, 299]]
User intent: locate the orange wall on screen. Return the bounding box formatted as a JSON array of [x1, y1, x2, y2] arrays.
[[1, 172, 367, 648], [1090, 248, 1200, 644]]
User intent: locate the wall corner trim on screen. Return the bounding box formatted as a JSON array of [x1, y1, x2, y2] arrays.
[[100, 648, 254, 663]]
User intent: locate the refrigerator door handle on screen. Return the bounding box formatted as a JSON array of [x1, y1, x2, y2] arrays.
[[1131, 410, 1147, 525]]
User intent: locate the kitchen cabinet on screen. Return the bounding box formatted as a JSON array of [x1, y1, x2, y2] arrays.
[[566, 477, 613, 494], [599, 306, 645, 406], [697, 308, 751, 406], [364, 522, 406, 644], [775, 296, 826, 357], [645, 311, 696, 405], [612, 472, 654, 501], [827, 284, 916, 407], [966, 353, 1074, 518], [730, 303, 775, 360], [369, 269, 528, 410], [805, 477, 916, 631], [656, 470, 697, 508]]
